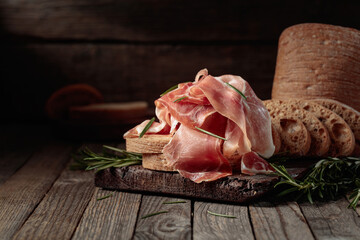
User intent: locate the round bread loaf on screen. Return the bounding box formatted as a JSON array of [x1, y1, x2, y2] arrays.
[[272, 23, 360, 111]]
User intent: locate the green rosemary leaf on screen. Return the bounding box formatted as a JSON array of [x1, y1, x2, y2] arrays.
[[141, 211, 168, 219], [207, 210, 236, 218], [272, 156, 360, 211], [173, 96, 187, 103], [139, 117, 155, 138], [163, 201, 187, 204], [160, 84, 178, 96], [195, 126, 227, 141], [225, 82, 247, 100], [97, 192, 114, 201]]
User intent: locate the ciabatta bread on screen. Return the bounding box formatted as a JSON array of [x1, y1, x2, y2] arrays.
[[280, 99, 355, 157], [264, 99, 331, 156], [311, 99, 360, 156]]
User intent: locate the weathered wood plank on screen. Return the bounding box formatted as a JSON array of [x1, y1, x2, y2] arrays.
[[11, 166, 94, 240], [193, 202, 254, 240], [72, 189, 141, 240], [300, 198, 360, 240], [1, 0, 359, 41], [134, 195, 191, 240], [249, 201, 314, 240], [0, 142, 72, 240], [1, 44, 276, 123], [0, 150, 33, 185]]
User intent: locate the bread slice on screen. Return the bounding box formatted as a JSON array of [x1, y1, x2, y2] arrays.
[[266, 109, 311, 156], [126, 134, 172, 154], [283, 99, 355, 157], [264, 99, 331, 156], [271, 123, 282, 155], [311, 99, 360, 156], [69, 102, 148, 124], [142, 153, 175, 172]]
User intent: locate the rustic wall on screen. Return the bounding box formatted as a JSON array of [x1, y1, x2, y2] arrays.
[[1, 0, 359, 122]]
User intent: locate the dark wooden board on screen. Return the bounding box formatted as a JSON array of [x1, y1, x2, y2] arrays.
[[95, 165, 308, 203], [1, 0, 359, 41]]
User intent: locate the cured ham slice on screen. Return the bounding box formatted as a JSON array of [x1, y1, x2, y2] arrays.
[[124, 69, 276, 182], [163, 124, 232, 183], [241, 152, 275, 175], [196, 74, 275, 159]]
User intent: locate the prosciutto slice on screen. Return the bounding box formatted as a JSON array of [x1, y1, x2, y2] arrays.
[[241, 152, 275, 175], [163, 124, 232, 183], [124, 69, 275, 182]]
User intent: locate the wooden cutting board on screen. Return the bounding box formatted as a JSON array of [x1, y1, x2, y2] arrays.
[[95, 163, 310, 203]]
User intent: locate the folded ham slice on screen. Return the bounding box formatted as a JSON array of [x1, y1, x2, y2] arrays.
[[124, 69, 275, 182]]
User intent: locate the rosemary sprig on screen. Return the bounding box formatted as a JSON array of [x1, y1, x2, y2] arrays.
[[195, 126, 227, 141], [97, 192, 114, 201], [225, 82, 247, 101], [160, 84, 178, 96], [139, 117, 155, 138], [141, 211, 168, 219], [70, 145, 142, 172], [173, 96, 187, 103], [207, 210, 236, 218], [271, 156, 360, 209]]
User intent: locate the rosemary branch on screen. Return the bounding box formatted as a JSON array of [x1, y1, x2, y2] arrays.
[[271, 156, 360, 209], [70, 145, 142, 172]]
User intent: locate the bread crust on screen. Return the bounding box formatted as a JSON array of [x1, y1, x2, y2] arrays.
[[284, 99, 355, 157], [272, 23, 360, 111], [264, 99, 331, 156], [312, 98, 360, 156]]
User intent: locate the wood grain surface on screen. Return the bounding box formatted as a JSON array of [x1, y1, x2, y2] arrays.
[[300, 198, 360, 240], [73, 189, 141, 240], [249, 201, 314, 240], [0, 142, 72, 240], [134, 195, 191, 240], [12, 165, 95, 240], [1, 0, 359, 41], [193, 202, 254, 240]]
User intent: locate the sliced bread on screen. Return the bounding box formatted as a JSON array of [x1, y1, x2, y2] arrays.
[[126, 134, 172, 153], [311, 98, 360, 156], [264, 99, 331, 156], [271, 123, 282, 155], [284, 99, 355, 157]]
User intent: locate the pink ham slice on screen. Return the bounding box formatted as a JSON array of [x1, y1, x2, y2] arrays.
[[196, 75, 275, 159], [241, 152, 274, 175], [124, 69, 276, 182], [163, 124, 232, 183]]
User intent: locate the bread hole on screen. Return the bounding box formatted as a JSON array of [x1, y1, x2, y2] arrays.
[[303, 105, 310, 111], [330, 119, 337, 124], [318, 117, 325, 122], [319, 128, 325, 135], [332, 123, 347, 139], [280, 119, 301, 134]]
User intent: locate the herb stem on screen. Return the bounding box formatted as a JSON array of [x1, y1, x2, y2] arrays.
[[225, 82, 247, 100], [207, 210, 236, 218], [195, 126, 227, 141], [139, 117, 155, 138]]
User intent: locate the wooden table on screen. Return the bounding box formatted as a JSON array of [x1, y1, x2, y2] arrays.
[[1, 125, 360, 240]]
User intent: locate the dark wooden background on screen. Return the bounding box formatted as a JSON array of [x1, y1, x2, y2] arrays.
[[1, 0, 360, 123]]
